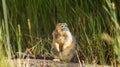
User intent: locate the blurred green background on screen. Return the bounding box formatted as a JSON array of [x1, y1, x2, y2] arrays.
[[0, 0, 120, 65]]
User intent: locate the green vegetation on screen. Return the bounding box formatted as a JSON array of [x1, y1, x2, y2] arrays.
[[103, 0, 120, 64], [0, 0, 120, 66]]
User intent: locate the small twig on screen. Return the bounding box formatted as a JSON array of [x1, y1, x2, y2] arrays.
[[76, 50, 82, 67]]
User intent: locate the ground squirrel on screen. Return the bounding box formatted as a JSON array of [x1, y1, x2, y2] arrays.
[[51, 23, 76, 62]]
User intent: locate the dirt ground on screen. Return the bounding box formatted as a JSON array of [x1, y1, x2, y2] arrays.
[[9, 52, 112, 67], [9, 59, 111, 67]]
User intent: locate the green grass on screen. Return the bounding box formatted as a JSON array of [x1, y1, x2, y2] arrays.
[[0, 0, 120, 66], [103, 0, 120, 63]]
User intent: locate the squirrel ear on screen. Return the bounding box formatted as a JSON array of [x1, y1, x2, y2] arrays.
[[56, 23, 61, 26], [64, 23, 68, 26]]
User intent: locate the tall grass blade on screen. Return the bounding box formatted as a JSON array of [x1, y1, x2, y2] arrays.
[[2, 0, 11, 59]]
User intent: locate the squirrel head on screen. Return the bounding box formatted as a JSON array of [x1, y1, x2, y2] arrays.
[[55, 23, 69, 31]]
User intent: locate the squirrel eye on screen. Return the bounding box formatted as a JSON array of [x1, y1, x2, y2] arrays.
[[61, 25, 64, 28]]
